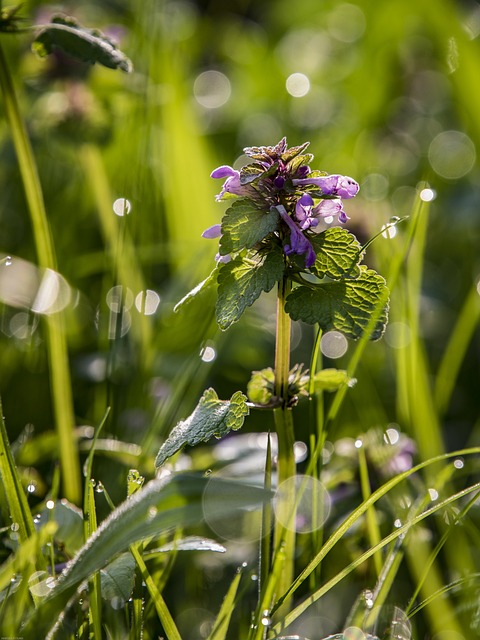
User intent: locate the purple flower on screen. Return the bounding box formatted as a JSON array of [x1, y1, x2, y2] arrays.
[[201, 224, 222, 239], [201, 223, 231, 263], [276, 205, 316, 268], [294, 193, 318, 230], [293, 174, 359, 199], [211, 165, 251, 201], [313, 199, 349, 224]]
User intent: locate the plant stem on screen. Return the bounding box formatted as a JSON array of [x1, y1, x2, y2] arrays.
[[0, 42, 81, 503], [272, 276, 296, 608]]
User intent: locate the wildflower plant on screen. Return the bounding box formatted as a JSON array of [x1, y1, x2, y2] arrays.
[[157, 138, 390, 620]]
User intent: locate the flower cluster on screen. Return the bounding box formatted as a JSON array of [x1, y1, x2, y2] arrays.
[[203, 138, 359, 269]]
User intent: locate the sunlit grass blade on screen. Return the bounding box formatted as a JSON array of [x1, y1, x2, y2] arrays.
[[0, 396, 36, 545], [85, 477, 102, 639], [434, 281, 480, 417], [130, 544, 181, 640], [357, 443, 382, 578], [271, 477, 480, 636], [272, 446, 480, 615], [0, 42, 80, 504], [207, 565, 244, 640]]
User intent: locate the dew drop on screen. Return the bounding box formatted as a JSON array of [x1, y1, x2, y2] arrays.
[[10, 522, 20, 532], [148, 506, 158, 519], [428, 488, 439, 501], [251, 574, 258, 581], [453, 458, 464, 469], [46, 499, 55, 510], [27, 483, 36, 493], [394, 518, 402, 528], [95, 482, 104, 493], [241, 561, 248, 568], [354, 438, 363, 449], [113, 197, 131, 217], [3, 255, 12, 266]]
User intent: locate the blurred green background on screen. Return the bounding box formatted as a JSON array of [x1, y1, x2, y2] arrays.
[[1, 1, 480, 634]]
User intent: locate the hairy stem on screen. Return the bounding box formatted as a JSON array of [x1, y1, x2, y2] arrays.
[[0, 42, 81, 503], [272, 276, 296, 611]]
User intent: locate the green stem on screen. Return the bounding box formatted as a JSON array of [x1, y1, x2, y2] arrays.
[[0, 42, 81, 503], [272, 277, 296, 609]]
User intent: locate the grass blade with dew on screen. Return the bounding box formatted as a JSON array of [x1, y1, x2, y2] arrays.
[[271, 475, 480, 635], [207, 564, 245, 640], [0, 42, 81, 503], [271, 446, 480, 615]]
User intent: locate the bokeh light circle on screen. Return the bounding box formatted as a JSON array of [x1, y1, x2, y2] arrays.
[[428, 130, 476, 179], [321, 331, 348, 358], [274, 474, 331, 533], [286, 72, 311, 97], [194, 70, 231, 108]]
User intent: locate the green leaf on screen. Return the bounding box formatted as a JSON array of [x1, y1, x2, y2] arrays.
[[313, 368, 351, 392], [285, 266, 389, 340], [100, 553, 135, 601], [22, 473, 271, 638], [310, 227, 362, 279], [33, 15, 133, 72], [216, 248, 285, 330], [173, 268, 218, 313], [219, 201, 279, 255], [155, 388, 249, 468], [247, 368, 275, 405]]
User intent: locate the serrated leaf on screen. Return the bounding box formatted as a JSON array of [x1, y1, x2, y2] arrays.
[[285, 266, 389, 340], [286, 152, 314, 175], [100, 552, 135, 601], [310, 227, 362, 279], [280, 141, 310, 162], [216, 249, 285, 330], [155, 389, 249, 468], [174, 268, 218, 313], [247, 368, 275, 405], [313, 368, 351, 392], [33, 15, 132, 72], [219, 201, 279, 255]]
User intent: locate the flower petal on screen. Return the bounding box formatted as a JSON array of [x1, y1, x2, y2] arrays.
[[210, 165, 238, 179], [202, 224, 222, 239]]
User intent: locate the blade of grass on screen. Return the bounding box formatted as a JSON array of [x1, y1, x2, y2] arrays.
[[0, 42, 80, 504], [357, 442, 382, 578], [130, 544, 182, 640], [0, 396, 37, 545], [207, 565, 244, 640], [434, 281, 480, 416], [271, 477, 480, 635], [272, 446, 480, 614]]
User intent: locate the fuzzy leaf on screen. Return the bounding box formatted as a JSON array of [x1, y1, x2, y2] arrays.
[[285, 266, 389, 340], [155, 389, 249, 468], [247, 368, 275, 405], [216, 248, 284, 330], [310, 227, 362, 279], [219, 201, 279, 255], [33, 15, 132, 72]]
